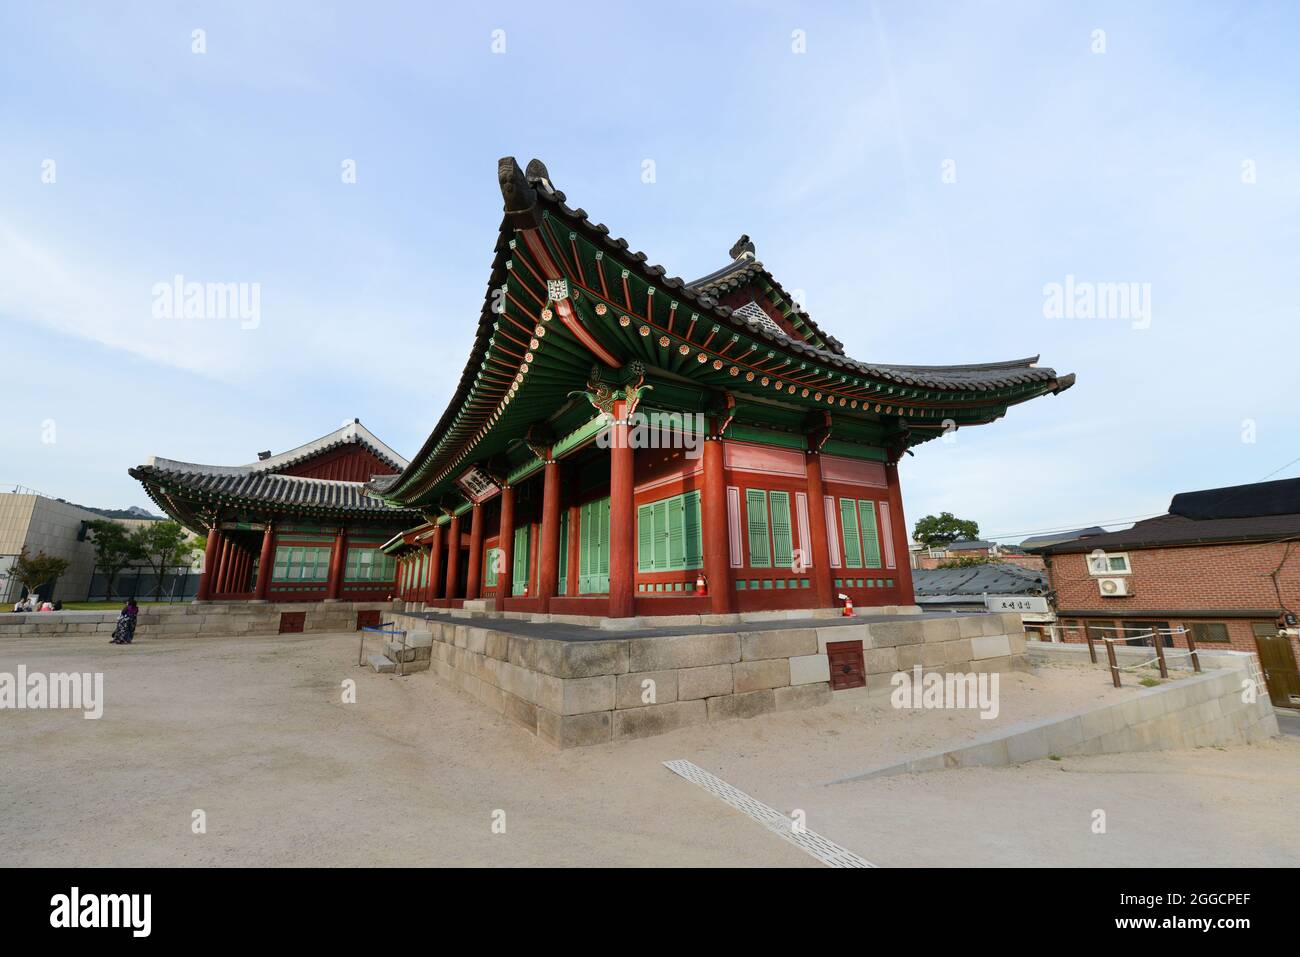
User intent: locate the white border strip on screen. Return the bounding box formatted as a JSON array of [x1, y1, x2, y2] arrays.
[[663, 759, 875, 868]]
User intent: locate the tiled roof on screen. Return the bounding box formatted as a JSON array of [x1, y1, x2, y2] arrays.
[[130, 464, 410, 514], [145, 420, 407, 477], [1170, 477, 1300, 521], [527, 168, 1072, 393], [913, 564, 1047, 597], [1030, 512, 1300, 554], [370, 157, 1076, 508], [1019, 526, 1108, 548], [130, 420, 419, 527]]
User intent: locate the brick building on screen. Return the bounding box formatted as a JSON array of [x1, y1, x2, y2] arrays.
[[1031, 478, 1300, 709]]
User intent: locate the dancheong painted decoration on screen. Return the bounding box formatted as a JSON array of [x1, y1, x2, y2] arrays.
[[363, 157, 1075, 619]]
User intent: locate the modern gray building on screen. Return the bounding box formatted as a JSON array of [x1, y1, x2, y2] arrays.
[[0, 487, 200, 604], [0, 489, 106, 603]]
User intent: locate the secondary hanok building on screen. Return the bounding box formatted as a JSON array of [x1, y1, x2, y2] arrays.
[[368, 157, 1075, 619], [130, 420, 420, 602]]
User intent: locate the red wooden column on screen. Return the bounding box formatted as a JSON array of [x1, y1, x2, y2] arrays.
[[465, 504, 485, 599], [215, 534, 234, 596], [804, 451, 836, 608], [701, 434, 735, 614], [444, 514, 461, 600], [498, 486, 516, 603], [537, 458, 561, 610], [425, 525, 444, 604], [885, 460, 916, 605], [566, 504, 581, 595], [196, 525, 221, 601], [326, 526, 347, 601], [253, 522, 275, 600], [608, 398, 636, 618]]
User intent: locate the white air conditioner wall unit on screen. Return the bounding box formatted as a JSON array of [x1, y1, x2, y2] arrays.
[[1098, 577, 1128, 597]]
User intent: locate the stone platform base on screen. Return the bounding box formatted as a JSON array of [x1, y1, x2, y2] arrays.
[[0, 600, 401, 640], [385, 610, 1029, 748]]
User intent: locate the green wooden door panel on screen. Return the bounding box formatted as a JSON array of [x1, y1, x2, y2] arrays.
[[557, 510, 569, 595], [579, 497, 610, 593], [770, 490, 793, 570], [839, 498, 863, 569], [512, 524, 530, 595], [858, 499, 882, 569], [746, 489, 771, 568]]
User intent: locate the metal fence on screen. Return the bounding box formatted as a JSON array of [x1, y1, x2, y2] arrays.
[[87, 568, 199, 602]]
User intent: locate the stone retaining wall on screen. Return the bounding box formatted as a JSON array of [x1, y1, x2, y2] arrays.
[[0, 601, 398, 640], [388, 611, 1029, 747], [828, 654, 1279, 780]]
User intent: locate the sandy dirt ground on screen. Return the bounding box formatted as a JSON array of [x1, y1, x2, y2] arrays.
[[3, 630, 1297, 867]]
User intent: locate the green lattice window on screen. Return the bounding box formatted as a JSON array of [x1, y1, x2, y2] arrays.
[[637, 491, 702, 572], [273, 546, 331, 582]]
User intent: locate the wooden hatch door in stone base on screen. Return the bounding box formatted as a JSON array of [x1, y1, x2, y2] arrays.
[[278, 611, 307, 634], [826, 640, 866, 691], [1253, 628, 1300, 708]]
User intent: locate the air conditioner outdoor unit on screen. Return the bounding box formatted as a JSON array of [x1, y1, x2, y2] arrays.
[[1098, 577, 1128, 597]]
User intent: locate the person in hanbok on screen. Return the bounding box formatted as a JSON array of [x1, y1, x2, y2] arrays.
[[110, 598, 139, 644]]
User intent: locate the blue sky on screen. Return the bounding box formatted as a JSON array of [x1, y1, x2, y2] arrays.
[[2, 0, 1297, 542]]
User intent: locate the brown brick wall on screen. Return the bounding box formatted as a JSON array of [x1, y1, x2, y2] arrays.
[[1047, 540, 1299, 655]]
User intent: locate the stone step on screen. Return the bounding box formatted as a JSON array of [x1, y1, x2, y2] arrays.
[[385, 641, 433, 663], [367, 653, 396, 674], [406, 630, 434, 648]]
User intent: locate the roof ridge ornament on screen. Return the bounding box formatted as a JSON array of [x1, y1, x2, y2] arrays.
[[498, 156, 540, 229], [729, 234, 756, 260], [525, 158, 554, 192]]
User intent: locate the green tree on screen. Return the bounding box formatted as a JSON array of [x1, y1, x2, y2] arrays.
[[86, 519, 145, 600], [130, 521, 201, 601], [913, 512, 981, 548], [11, 547, 72, 600]]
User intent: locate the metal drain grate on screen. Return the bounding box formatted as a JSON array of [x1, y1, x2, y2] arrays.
[[663, 759, 875, 868]]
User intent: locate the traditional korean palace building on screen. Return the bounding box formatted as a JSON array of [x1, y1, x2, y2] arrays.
[[130, 421, 419, 602], [366, 157, 1075, 619]]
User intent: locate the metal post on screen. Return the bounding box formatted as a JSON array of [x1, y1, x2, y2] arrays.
[[1104, 639, 1122, 688], [1152, 628, 1168, 679], [1183, 626, 1201, 673]]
